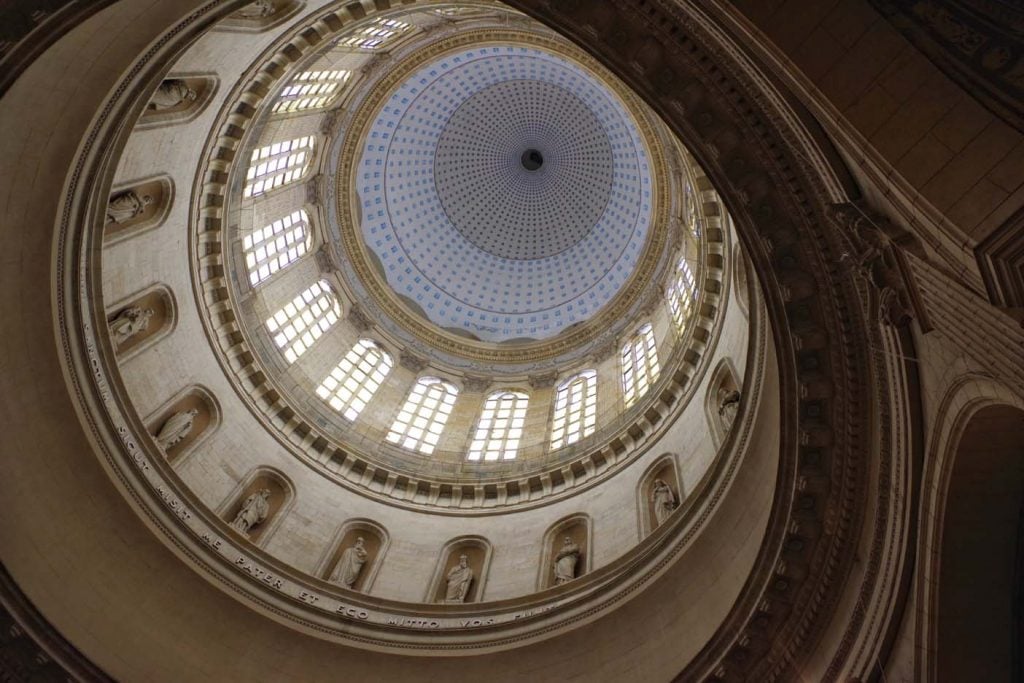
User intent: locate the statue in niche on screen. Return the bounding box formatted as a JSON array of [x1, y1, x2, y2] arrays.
[[155, 408, 199, 451], [651, 479, 678, 526], [553, 536, 581, 585], [443, 554, 474, 603], [147, 79, 197, 111], [230, 488, 271, 535], [109, 306, 155, 346], [105, 190, 152, 225], [717, 387, 741, 432], [233, 0, 275, 18], [330, 537, 368, 589]]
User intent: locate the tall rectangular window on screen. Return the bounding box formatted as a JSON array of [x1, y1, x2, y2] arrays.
[[335, 18, 411, 49], [550, 370, 597, 449], [668, 257, 698, 333], [243, 210, 311, 285], [468, 390, 529, 461], [243, 136, 315, 198], [622, 323, 660, 407], [386, 377, 458, 455], [265, 280, 340, 363], [272, 70, 351, 114], [316, 339, 393, 421]]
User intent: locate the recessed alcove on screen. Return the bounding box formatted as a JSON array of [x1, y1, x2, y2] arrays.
[[318, 519, 389, 593], [144, 385, 220, 465], [105, 284, 176, 360], [427, 537, 492, 604], [103, 175, 173, 244], [218, 468, 294, 547]]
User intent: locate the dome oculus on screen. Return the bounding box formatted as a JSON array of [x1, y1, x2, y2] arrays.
[[355, 45, 653, 342]]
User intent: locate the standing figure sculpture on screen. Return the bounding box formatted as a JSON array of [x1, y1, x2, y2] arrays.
[[553, 536, 581, 585], [443, 554, 474, 603], [155, 408, 199, 451], [234, 0, 276, 18], [330, 537, 369, 589], [718, 388, 741, 431], [651, 479, 678, 526], [105, 190, 152, 225], [147, 79, 198, 111], [109, 306, 155, 346], [230, 488, 271, 535]]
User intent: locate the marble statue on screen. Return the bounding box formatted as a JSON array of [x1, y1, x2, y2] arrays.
[[234, 0, 275, 18], [105, 190, 152, 225], [109, 306, 154, 346], [155, 408, 199, 451], [718, 388, 741, 431], [230, 488, 271, 535], [651, 479, 677, 526], [330, 537, 368, 589], [443, 554, 474, 603], [147, 79, 197, 111], [553, 536, 581, 585]]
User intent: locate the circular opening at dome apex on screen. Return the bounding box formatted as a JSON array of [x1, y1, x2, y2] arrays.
[[521, 148, 544, 171]]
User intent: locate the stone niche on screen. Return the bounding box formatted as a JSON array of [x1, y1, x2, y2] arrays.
[[218, 468, 294, 547], [538, 514, 591, 590], [103, 175, 173, 244], [318, 519, 389, 594], [106, 284, 176, 360], [145, 385, 220, 465], [705, 358, 741, 449], [427, 537, 492, 604], [637, 453, 683, 538], [137, 74, 218, 129]]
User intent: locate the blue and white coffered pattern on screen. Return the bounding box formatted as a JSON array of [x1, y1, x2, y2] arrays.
[[357, 45, 653, 342]]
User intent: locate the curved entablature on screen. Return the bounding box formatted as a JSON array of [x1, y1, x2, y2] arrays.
[[181, 5, 731, 504]]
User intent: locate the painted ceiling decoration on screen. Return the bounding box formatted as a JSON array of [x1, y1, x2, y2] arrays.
[[356, 44, 653, 342]]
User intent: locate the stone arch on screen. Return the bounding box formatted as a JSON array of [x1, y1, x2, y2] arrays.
[[137, 73, 218, 129], [538, 513, 592, 590], [317, 519, 389, 594], [918, 376, 1024, 681], [103, 174, 173, 244], [636, 453, 684, 538], [105, 284, 176, 361], [217, 467, 295, 548], [144, 385, 220, 466], [426, 536, 492, 604], [704, 357, 741, 449], [934, 403, 1024, 681]]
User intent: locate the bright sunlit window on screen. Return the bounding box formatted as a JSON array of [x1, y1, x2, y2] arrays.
[[386, 377, 459, 455], [243, 210, 311, 285], [550, 370, 597, 449], [265, 280, 340, 363], [316, 339, 393, 420], [468, 390, 529, 461], [335, 18, 411, 49], [272, 70, 351, 114], [243, 136, 315, 197], [668, 257, 698, 333], [622, 323, 660, 407]]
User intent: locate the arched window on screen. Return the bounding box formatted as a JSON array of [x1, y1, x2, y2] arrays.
[[622, 323, 660, 407], [667, 257, 698, 333], [243, 136, 315, 197], [550, 370, 597, 449], [468, 390, 529, 461], [265, 280, 340, 363], [386, 377, 459, 455], [272, 70, 351, 114], [316, 339, 393, 420], [335, 17, 411, 49], [243, 209, 311, 285]]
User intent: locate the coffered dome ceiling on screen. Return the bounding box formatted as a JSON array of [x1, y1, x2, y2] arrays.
[[355, 45, 653, 341]]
